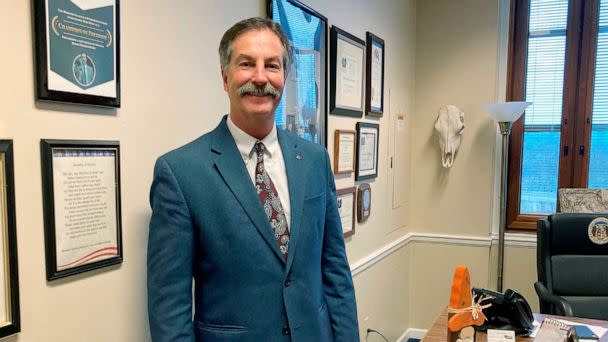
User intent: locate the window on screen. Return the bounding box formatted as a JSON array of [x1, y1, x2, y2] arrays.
[[507, 0, 608, 229]]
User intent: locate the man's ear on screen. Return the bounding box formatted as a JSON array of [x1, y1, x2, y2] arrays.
[[221, 70, 228, 91]]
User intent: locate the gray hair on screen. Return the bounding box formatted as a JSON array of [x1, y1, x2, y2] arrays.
[[219, 17, 292, 74]]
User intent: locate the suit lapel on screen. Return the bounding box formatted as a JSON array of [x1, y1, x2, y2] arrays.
[[278, 130, 306, 273], [211, 119, 286, 263]]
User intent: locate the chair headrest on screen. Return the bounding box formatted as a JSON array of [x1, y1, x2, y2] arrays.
[[548, 213, 608, 254]]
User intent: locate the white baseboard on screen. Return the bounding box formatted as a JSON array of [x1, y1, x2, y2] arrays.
[[397, 328, 427, 341]]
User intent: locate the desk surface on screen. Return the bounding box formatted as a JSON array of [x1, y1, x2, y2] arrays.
[[422, 308, 608, 341]]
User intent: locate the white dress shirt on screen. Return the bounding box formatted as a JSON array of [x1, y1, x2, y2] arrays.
[[226, 115, 291, 228]]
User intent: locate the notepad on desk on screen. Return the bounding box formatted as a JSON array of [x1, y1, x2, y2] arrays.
[[532, 317, 605, 342]]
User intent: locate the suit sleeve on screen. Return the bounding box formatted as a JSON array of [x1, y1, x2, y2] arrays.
[[321, 151, 360, 341], [147, 157, 195, 342]]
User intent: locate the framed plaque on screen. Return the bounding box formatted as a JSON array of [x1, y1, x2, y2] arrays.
[[268, 0, 328, 146], [33, 0, 121, 107], [365, 32, 384, 117], [330, 26, 365, 117], [357, 183, 371, 223], [0, 141, 21, 338], [336, 187, 356, 238], [41, 139, 123, 280], [333, 129, 356, 174], [355, 122, 379, 181]]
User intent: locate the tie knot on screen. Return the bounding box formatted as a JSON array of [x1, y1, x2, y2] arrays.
[[254, 141, 266, 156]]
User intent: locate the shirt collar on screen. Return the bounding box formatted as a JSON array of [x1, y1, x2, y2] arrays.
[[226, 114, 279, 160]]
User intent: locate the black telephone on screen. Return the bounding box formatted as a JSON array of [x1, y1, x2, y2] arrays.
[[472, 287, 535, 336]]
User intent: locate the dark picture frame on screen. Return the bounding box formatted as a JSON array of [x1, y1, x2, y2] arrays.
[[41, 139, 123, 281], [357, 183, 371, 223], [0, 141, 21, 338], [355, 122, 379, 181], [365, 32, 385, 117], [336, 187, 356, 238], [33, 0, 121, 107], [267, 0, 328, 146], [330, 26, 366, 117]]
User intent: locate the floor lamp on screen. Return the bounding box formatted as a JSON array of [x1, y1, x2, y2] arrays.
[[484, 101, 532, 292]]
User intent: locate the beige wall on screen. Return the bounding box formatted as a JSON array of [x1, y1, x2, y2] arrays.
[[0, 0, 416, 340], [408, 0, 542, 331], [412, 0, 500, 237]]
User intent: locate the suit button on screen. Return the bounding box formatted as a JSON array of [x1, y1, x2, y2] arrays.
[[282, 326, 290, 335], [284, 278, 291, 287]]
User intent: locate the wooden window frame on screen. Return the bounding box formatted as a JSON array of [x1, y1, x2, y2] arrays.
[[506, 0, 600, 230]]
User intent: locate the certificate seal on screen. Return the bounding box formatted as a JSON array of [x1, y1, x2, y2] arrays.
[[72, 53, 96, 87], [588, 217, 608, 245]]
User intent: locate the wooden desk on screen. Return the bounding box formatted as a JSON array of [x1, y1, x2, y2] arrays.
[[422, 308, 608, 341]]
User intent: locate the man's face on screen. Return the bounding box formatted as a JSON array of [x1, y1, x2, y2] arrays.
[[222, 29, 285, 127]]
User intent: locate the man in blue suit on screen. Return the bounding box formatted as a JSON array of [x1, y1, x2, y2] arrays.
[[147, 17, 359, 341]]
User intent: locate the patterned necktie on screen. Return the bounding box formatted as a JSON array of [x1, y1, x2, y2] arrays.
[[254, 141, 290, 259]]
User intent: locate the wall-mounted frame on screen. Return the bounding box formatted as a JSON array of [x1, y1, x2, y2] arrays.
[[336, 187, 356, 238], [357, 183, 371, 223], [333, 129, 356, 174], [355, 122, 379, 181], [330, 26, 365, 117], [33, 0, 121, 107], [267, 0, 327, 146], [41, 139, 123, 281], [365, 32, 385, 117], [0, 141, 21, 338]]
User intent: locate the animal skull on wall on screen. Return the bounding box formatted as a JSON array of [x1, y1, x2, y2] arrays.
[[434, 105, 465, 168]]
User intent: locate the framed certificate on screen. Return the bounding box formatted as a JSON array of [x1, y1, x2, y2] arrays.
[[336, 187, 356, 238], [0, 141, 21, 338], [330, 26, 365, 117], [365, 32, 385, 117], [41, 139, 123, 281], [355, 122, 379, 181], [268, 0, 328, 146], [333, 129, 356, 174], [33, 0, 121, 107]]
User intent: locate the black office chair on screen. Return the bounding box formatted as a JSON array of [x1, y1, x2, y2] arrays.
[[535, 213, 608, 320]]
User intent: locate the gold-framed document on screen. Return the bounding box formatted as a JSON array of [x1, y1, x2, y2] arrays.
[[41, 139, 123, 281], [333, 130, 356, 174], [0, 140, 20, 338], [336, 187, 356, 238]]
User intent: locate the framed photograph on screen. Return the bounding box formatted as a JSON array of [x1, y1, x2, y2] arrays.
[[355, 122, 379, 181], [330, 26, 365, 117], [41, 139, 122, 281], [336, 187, 356, 238], [333, 129, 356, 174], [365, 32, 385, 117], [33, 0, 121, 107], [268, 0, 327, 146], [357, 183, 371, 223], [0, 141, 21, 338]]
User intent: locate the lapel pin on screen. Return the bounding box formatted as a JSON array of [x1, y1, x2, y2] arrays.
[[296, 154, 302, 160]]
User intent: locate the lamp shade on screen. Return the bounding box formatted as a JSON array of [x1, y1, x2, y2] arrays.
[[484, 101, 532, 123]]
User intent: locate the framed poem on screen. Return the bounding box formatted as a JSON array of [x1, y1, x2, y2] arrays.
[[330, 26, 365, 117], [0, 141, 21, 338], [333, 129, 356, 174], [357, 183, 371, 223], [336, 187, 356, 238], [355, 122, 379, 181], [365, 32, 385, 117], [40, 139, 123, 281], [33, 0, 121, 107], [267, 0, 327, 146]]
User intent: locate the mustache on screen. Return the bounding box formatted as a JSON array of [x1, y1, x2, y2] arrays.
[[237, 82, 280, 99]]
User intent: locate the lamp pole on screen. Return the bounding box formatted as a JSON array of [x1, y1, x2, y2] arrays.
[[496, 121, 512, 293]]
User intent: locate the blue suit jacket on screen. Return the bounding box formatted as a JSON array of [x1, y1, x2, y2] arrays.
[[147, 117, 359, 341]]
